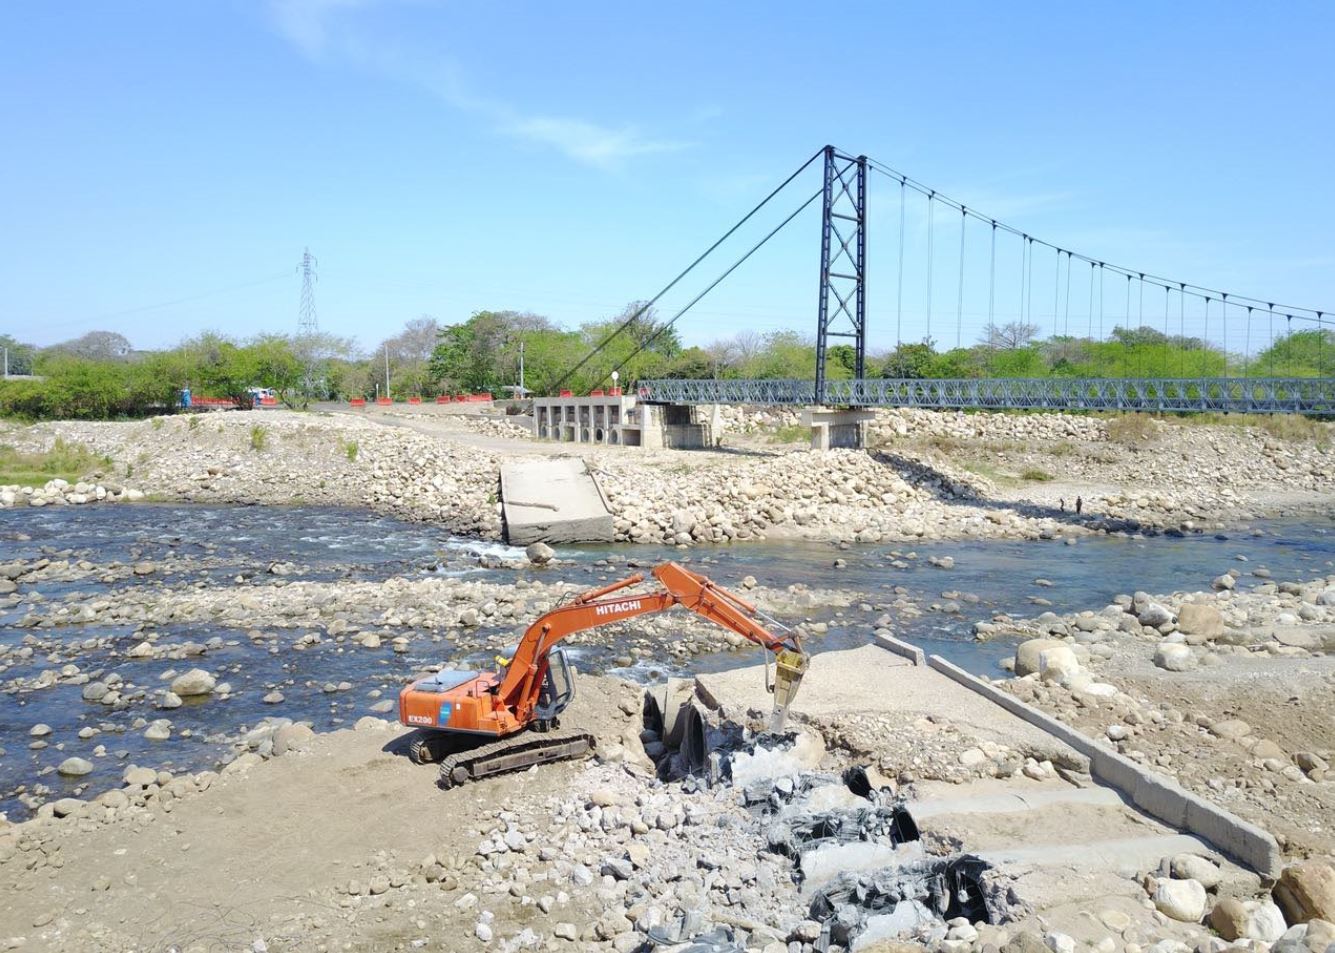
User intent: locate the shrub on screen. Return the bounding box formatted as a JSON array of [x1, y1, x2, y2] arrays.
[[1020, 467, 1054, 482], [1105, 414, 1157, 445], [0, 438, 109, 487], [250, 425, 267, 452], [344, 440, 359, 462]]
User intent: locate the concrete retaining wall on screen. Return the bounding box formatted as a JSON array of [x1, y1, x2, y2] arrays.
[[873, 633, 926, 666], [915, 650, 1282, 877]]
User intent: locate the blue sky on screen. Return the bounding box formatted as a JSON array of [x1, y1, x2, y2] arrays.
[[2, 1, 1332, 355]]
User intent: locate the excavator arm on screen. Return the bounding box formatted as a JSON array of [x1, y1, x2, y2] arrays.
[[496, 561, 805, 727]]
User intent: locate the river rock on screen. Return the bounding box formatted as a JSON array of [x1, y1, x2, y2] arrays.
[[1209, 897, 1287, 942], [1135, 597, 1175, 627], [58, 757, 94, 777], [170, 668, 216, 697], [273, 723, 315, 756], [1154, 644, 1196, 672], [123, 766, 158, 786], [1015, 639, 1065, 677], [525, 542, 555, 565], [1176, 604, 1223, 638], [1274, 861, 1335, 925], [1212, 574, 1236, 591], [1038, 645, 1081, 682], [1154, 878, 1207, 922], [143, 720, 172, 741], [1208, 719, 1251, 741], [51, 797, 85, 818]]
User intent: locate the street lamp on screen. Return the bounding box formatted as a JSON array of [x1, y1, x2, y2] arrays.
[[611, 370, 619, 393]]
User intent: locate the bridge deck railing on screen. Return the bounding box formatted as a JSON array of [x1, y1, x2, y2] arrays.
[[636, 377, 1335, 415]]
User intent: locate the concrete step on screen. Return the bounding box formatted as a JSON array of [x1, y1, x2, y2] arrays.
[[976, 833, 1213, 872], [908, 781, 1125, 820]]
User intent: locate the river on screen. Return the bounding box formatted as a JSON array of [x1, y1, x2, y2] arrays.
[[2, 504, 1333, 819]]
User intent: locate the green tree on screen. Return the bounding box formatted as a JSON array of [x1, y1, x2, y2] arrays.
[[0, 335, 37, 375], [1252, 328, 1335, 377], [880, 341, 937, 379]]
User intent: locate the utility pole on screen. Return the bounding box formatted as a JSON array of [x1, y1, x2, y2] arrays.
[[518, 339, 525, 393], [297, 248, 319, 395], [2, 346, 8, 378], [384, 344, 391, 397]]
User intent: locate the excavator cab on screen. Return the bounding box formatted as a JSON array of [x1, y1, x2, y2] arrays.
[[533, 648, 576, 730]]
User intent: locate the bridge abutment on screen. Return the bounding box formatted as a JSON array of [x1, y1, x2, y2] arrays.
[[804, 406, 877, 450]]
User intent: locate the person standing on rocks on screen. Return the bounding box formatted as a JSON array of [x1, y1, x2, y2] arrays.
[[1075, 496, 1083, 515]]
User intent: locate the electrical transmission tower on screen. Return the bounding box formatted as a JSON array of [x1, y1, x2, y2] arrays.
[[297, 247, 319, 396], [298, 247, 319, 335]]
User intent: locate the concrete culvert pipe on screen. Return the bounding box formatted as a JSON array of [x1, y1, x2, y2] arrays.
[[680, 702, 710, 775], [642, 686, 665, 737], [843, 765, 873, 799], [658, 678, 695, 749]]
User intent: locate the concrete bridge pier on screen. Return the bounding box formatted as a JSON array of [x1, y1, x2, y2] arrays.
[[803, 407, 877, 450]]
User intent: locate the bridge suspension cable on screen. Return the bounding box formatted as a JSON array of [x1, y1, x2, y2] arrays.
[[550, 147, 825, 392], [861, 153, 1330, 328], [605, 187, 824, 382]]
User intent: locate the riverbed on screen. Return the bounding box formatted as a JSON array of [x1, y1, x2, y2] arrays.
[[2, 503, 1333, 820]]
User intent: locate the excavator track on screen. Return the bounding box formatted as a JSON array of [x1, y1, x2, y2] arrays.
[[437, 729, 597, 789]]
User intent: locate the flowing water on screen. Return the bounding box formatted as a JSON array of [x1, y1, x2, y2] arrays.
[[2, 503, 1333, 819]]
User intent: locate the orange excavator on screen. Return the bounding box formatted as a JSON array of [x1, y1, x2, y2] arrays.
[[398, 561, 808, 787]]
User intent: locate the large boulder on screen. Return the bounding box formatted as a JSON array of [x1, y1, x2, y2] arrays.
[[1176, 604, 1223, 639], [1153, 878, 1207, 922], [170, 668, 216, 697], [1037, 645, 1081, 683], [525, 542, 555, 566], [57, 757, 94, 777], [1136, 600, 1175, 627], [1209, 897, 1287, 942], [1274, 862, 1335, 925], [1015, 639, 1065, 677], [273, 723, 315, 756], [1154, 644, 1196, 672], [1171, 853, 1223, 888]]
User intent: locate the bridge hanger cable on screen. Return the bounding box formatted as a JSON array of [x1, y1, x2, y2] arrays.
[[925, 192, 936, 344], [988, 223, 997, 333], [1063, 251, 1072, 338], [1019, 238, 1028, 335], [860, 155, 1330, 325], [552, 147, 825, 392], [1053, 248, 1061, 343], [1027, 237, 1035, 330], [896, 178, 906, 347], [605, 189, 824, 384], [956, 207, 966, 349]]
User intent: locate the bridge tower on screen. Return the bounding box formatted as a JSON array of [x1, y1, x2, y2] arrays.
[[814, 146, 867, 404]]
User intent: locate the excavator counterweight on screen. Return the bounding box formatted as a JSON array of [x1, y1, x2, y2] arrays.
[[398, 561, 806, 787]]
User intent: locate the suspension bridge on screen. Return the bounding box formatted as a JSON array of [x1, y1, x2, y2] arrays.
[[562, 146, 1335, 415]]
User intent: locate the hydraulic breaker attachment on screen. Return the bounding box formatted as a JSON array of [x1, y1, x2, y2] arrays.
[[769, 648, 808, 732]]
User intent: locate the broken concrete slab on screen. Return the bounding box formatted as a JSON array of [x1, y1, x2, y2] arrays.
[[694, 645, 1083, 767], [500, 457, 614, 545]]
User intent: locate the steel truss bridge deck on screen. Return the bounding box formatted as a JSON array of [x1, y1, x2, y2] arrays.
[[638, 377, 1335, 415]]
